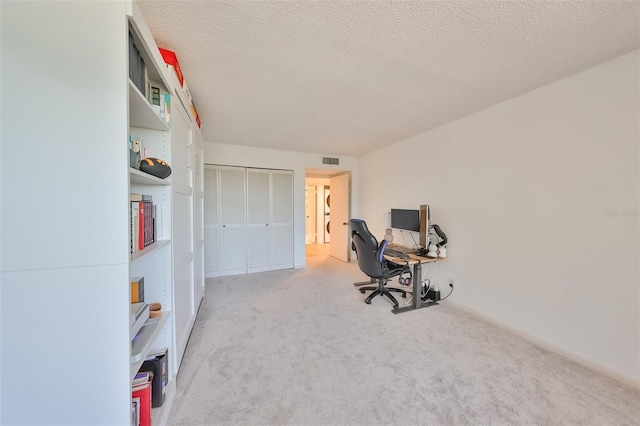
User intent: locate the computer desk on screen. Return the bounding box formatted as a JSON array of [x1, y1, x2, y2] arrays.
[[353, 243, 445, 314]]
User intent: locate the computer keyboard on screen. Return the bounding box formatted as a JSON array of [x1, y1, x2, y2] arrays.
[[392, 245, 416, 254], [384, 248, 409, 259]]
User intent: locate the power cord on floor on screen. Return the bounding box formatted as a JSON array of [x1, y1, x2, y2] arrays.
[[420, 279, 454, 302]]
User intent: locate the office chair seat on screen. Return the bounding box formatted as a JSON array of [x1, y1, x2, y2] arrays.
[[350, 218, 411, 309]]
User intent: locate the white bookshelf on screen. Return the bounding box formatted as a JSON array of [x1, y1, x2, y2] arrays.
[[0, 1, 204, 423]]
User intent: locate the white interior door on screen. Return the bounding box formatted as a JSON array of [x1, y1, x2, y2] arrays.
[[329, 173, 350, 262], [305, 185, 317, 244]]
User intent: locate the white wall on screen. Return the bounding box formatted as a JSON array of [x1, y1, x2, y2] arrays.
[[359, 50, 639, 384], [203, 144, 359, 268]]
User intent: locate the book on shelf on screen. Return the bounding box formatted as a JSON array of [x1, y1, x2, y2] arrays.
[[130, 199, 156, 253], [130, 193, 152, 202], [130, 202, 140, 253], [150, 86, 160, 106], [132, 371, 152, 387], [129, 136, 145, 168], [138, 202, 145, 251], [128, 31, 147, 95], [164, 93, 171, 125], [131, 380, 151, 426], [158, 93, 171, 126], [143, 200, 154, 247], [131, 396, 140, 426], [131, 277, 144, 304], [152, 204, 158, 242]]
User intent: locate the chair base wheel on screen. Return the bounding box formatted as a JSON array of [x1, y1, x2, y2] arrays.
[[365, 300, 371, 304], [360, 289, 366, 294]]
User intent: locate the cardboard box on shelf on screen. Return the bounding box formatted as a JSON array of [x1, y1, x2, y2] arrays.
[[158, 47, 184, 87]]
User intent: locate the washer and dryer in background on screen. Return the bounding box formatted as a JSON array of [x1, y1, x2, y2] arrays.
[[324, 187, 330, 243]]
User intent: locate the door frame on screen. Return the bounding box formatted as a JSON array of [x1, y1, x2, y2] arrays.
[[304, 169, 352, 262]]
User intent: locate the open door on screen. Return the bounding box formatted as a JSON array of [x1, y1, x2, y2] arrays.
[[305, 185, 317, 244], [329, 172, 350, 262]]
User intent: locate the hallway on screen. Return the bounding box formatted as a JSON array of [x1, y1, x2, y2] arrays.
[[305, 243, 330, 258]]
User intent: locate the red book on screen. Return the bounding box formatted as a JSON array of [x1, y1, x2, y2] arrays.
[[132, 381, 151, 426], [143, 201, 153, 246], [138, 202, 144, 251]]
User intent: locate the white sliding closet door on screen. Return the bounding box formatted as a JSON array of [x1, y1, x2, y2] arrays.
[[247, 168, 271, 273], [204, 165, 220, 277], [203, 166, 293, 276], [271, 170, 294, 270], [219, 166, 246, 276]]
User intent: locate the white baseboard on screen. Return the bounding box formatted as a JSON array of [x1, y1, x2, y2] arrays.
[[447, 300, 640, 391]]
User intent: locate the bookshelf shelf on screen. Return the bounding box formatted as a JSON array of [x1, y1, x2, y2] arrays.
[[130, 167, 171, 186], [130, 239, 170, 263], [129, 80, 170, 131], [130, 311, 171, 379]]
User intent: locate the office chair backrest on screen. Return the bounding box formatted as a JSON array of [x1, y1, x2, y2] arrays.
[[350, 219, 387, 279]]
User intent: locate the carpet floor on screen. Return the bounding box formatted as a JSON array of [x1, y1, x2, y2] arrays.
[[168, 255, 639, 425]]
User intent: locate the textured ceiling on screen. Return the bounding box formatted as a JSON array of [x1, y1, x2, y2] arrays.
[[138, 0, 639, 157]]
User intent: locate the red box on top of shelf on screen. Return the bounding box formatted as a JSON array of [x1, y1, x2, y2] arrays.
[[158, 47, 184, 86]]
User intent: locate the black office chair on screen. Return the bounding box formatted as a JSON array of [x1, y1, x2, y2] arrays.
[[350, 218, 411, 309]]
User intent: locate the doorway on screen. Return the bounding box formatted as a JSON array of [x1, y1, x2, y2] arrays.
[[305, 169, 351, 262]]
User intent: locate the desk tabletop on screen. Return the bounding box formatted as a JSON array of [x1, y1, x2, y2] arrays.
[[384, 243, 445, 264]]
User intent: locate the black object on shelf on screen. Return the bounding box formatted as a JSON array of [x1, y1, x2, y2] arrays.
[[138, 158, 172, 179], [139, 348, 168, 408]]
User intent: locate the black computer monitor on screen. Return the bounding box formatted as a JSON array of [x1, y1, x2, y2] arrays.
[[390, 209, 420, 232]]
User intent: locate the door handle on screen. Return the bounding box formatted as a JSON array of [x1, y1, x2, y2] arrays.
[[342, 222, 347, 225]]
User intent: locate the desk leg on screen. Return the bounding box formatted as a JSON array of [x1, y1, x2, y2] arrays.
[[392, 262, 439, 314], [412, 263, 422, 309]]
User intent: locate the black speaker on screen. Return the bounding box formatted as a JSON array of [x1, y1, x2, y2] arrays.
[[138, 158, 172, 179]]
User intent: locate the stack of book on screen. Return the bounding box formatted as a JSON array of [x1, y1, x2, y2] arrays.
[[148, 83, 171, 126], [130, 193, 156, 253], [129, 136, 145, 168]]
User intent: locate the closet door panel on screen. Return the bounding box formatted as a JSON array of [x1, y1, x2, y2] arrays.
[[219, 227, 246, 275], [271, 225, 293, 269], [247, 227, 270, 272], [204, 166, 220, 277], [271, 171, 293, 269], [204, 227, 219, 277], [247, 169, 271, 273], [219, 166, 246, 275]]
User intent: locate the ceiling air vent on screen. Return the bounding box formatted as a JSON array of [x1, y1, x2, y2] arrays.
[[322, 157, 339, 165]]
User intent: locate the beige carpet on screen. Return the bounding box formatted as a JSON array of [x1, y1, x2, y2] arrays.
[[168, 255, 639, 425]]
